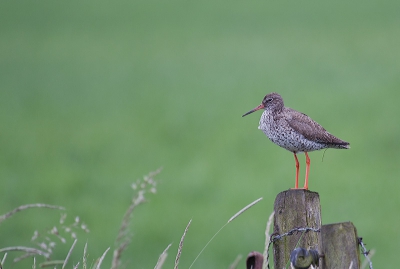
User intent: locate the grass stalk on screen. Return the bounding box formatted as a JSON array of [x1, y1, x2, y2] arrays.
[[0, 204, 65, 223], [174, 219, 192, 269], [154, 244, 172, 269], [62, 239, 77, 269], [189, 197, 263, 269], [263, 211, 274, 269]]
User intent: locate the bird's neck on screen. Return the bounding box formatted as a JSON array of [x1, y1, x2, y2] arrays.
[[264, 108, 282, 116]]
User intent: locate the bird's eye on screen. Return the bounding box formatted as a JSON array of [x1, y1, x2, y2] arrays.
[[266, 98, 273, 102]]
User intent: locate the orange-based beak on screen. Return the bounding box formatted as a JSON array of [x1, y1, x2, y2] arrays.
[[242, 104, 264, 117]]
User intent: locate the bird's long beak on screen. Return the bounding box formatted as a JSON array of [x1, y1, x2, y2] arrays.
[[242, 104, 264, 117]]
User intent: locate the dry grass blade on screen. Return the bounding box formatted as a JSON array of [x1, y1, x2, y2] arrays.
[[0, 204, 65, 223], [263, 211, 274, 269], [14, 253, 35, 263], [154, 244, 172, 269], [62, 239, 77, 269], [114, 197, 144, 244], [112, 168, 161, 269], [174, 219, 192, 269], [83, 242, 88, 269], [1, 253, 7, 269], [228, 197, 263, 223], [111, 241, 130, 269], [0, 247, 50, 259], [189, 198, 263, 269], [228, 254, 242, 269], [39, 260, 64, 267], [95, 247, 110, 269], [116, 168, 162, 241]]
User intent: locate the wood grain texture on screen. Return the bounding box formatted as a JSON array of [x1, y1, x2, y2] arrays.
[[273, 189, 322, 269], [321, 222, 360, 269]]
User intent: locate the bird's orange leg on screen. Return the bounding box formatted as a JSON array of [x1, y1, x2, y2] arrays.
[[304, 152, 310, 190], [293, 153, 299, 189]]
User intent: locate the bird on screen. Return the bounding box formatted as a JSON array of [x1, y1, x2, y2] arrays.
[[242, 92, 349, 190]]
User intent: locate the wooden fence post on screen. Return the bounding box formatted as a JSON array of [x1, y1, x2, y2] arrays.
[[321, 222, 360, 268], [273, 189, 322, 269]]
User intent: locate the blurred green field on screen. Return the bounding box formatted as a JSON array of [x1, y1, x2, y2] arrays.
[[1, 0, 399, 268]]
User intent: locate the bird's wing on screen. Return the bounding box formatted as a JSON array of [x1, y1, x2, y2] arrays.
[[284, 108, 346, 145]]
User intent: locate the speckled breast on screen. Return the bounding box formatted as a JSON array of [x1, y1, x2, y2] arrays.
[[258, 113, 327, 153]]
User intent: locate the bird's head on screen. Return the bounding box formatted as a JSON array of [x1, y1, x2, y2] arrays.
[[242, 92, 284, 117]]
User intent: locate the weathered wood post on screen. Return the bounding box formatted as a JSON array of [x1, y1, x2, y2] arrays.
[[321, 222, 360, 268], [273, 189, 322, 269], [247, 189, 366, 268]]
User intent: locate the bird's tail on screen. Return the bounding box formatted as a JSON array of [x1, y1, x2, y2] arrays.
[[333, 142, 350, 149]]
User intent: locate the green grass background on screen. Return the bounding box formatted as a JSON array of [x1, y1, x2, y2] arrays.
[[1, 0, 399, 268]]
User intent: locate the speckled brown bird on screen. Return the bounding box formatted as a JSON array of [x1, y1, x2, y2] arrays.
[[242, 92, 350, 190]]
